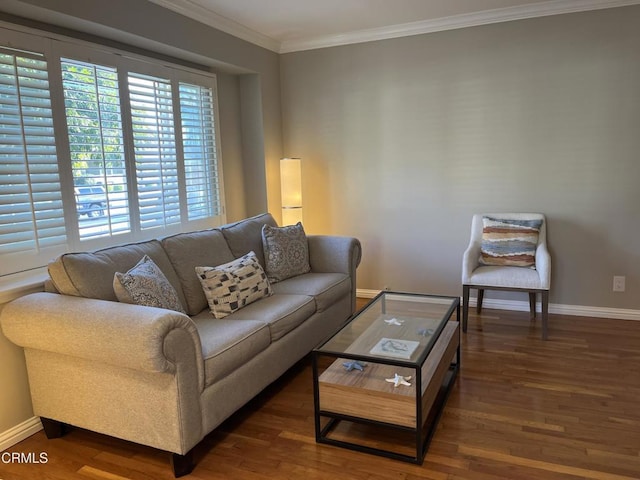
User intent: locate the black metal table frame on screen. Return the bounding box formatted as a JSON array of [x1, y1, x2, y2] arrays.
[[312, 292, 461, 464]]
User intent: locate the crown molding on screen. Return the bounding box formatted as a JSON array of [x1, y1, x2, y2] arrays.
[[149, 0, 640, 54], [147, 0, 280, 52], [280, 0, 640, 52]]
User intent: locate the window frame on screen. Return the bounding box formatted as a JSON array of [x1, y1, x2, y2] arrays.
[[0, 24, 226, 277]]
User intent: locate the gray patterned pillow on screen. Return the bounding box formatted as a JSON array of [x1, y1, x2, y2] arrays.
[[196, 251, 272, 319], [262, 222, 311, 283], [114, 255, 186, 313]]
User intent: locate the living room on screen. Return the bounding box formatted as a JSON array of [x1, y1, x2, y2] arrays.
[[1, 0, 639, 478]]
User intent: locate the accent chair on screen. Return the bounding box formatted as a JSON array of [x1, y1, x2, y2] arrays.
[[461, 213, 551, 340]]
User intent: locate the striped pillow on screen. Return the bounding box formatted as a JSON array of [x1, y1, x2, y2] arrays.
[[479, 217, 543, 268]]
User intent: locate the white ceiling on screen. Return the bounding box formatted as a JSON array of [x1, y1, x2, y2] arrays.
[[149, 0, 640, 52]]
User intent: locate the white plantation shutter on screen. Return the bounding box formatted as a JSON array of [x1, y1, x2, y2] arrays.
[[0, 48, 66, 274], [0, 27, 226, 278], [60, 58, 130, 240], [179, 82, 221, 220], [128, 73, 180, 230]]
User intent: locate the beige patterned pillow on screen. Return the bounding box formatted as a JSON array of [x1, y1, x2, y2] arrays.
[[196, 251, 272, 319], [114, 255, 186, 313], [262, 222, 311, 283]]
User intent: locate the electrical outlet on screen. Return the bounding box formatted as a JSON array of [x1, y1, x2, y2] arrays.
[[613, 276, 625, 292]]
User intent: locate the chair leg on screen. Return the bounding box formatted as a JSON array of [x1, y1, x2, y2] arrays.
[[462, 285, 470, 333], [541, 290, 549, 340], [476, 289, 484, 314], [528, 292, 537, 319]]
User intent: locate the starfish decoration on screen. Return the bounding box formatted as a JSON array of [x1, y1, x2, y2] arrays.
[[417, 327, 435, 337], [384, 318, 404, 326], [385, 373, 412, 388], [342, 360, 366, 372]]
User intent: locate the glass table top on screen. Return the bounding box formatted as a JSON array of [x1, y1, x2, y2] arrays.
[[316, 291, 459, 366]]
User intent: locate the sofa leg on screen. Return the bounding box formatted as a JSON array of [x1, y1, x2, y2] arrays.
[[462, 285, 470, 333], [171, 451, 195, 478], [40, 417, 68, 439]]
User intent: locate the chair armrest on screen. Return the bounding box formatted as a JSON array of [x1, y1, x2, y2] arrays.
[[307, 235, 362, 275], [1, 292, 204, 383], [461, 241, 481, 284], [535, 242, 551, 289]]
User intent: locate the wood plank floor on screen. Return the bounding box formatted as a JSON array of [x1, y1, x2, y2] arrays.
[[2, 302, 640, 479]]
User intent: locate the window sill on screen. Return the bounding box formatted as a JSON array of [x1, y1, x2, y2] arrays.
[[0, 268, 48, 305]]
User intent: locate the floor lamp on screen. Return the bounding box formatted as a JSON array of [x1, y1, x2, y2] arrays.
[[280, 157, 303, 226]]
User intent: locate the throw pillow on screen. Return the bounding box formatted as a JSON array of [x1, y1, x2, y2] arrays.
[[261, 222, 311, 283], [114, 255, 186, 313], [196, 251, 272, 319], [479, 216, 543, 268]]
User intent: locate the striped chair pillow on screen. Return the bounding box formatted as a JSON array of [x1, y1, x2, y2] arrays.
[[479, 217, 543, 268]]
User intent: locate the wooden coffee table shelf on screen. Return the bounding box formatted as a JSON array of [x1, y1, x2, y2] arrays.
[[313, 291, 460, 464]]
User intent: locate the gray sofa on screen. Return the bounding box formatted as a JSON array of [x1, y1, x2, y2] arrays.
[[0, 213, 361, 476]]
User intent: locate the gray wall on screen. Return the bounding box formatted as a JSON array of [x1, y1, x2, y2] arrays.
[[281, 6, 640, 310]]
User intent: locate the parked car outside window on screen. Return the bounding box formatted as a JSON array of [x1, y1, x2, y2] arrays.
[[75, 186, 107, 217]]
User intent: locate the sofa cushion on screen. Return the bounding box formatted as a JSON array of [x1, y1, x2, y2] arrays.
[[48, 239, 186, 306], [480, 216, 542, 268], [162, 229, 235, 315], [226, 293, 315, 341], [271, 273, 350, 313], [262, 222, 311, 283], [113, 255, 186, 313], [220, 213, 277, 268], [196, 252, 272, 319], [191, 311, 271, 386]]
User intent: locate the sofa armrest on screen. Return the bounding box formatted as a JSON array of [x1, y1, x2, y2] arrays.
[[307, 235, 362, 275], [1, 292, 204, 385]]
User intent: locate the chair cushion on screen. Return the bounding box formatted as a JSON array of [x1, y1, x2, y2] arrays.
[[262, 222, 311, 283], [191, 312, 271, 386], [226, 294, 315, 341], [196, 252, 272, 319], [480, 216, 542, 268], [113, 255, 186, 313], [467, 265, 545, 290], [272, 272, 350, 312]]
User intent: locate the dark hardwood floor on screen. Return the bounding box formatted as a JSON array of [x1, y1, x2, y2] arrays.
[[2, 300, 640, 479]]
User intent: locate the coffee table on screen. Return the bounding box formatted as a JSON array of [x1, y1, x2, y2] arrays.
[[312, 291, 460, 463]]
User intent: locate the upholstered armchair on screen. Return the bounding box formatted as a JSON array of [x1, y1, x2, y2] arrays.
[[462, 213, 551, 339]]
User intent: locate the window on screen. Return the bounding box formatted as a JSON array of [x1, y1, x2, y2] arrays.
[[0, 46, 67, 275], [179, 82, 221, 221], [0, 28, 225, 277], [61, 58, 130, 240]]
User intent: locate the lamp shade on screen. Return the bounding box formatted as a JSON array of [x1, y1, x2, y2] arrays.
[[280, 157, 302, 225]]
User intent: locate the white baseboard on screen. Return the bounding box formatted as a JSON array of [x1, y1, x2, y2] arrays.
[[356, 289, 640, 321], [0, 416, 42, 452]]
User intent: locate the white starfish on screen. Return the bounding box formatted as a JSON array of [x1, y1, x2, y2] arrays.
[[385, 374, 412, 388], [384, 318, 404, 326]]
